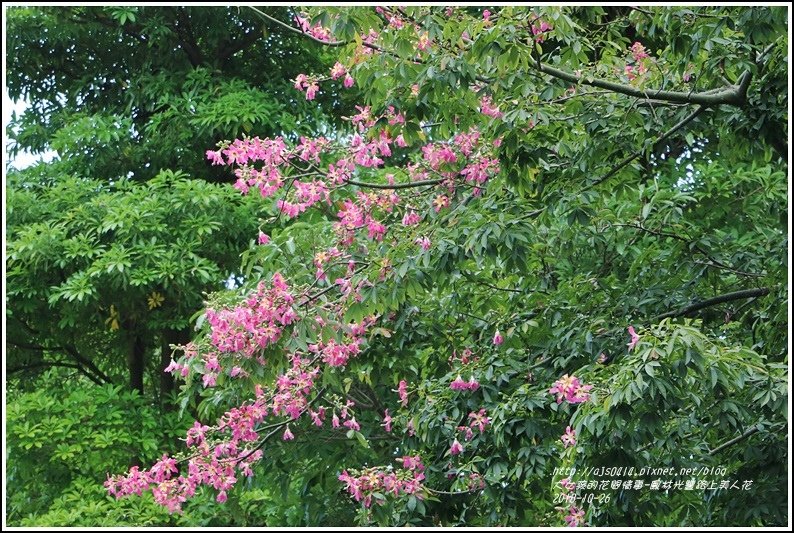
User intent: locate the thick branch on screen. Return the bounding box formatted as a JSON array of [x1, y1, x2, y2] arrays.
[[655, 287, 770, 321], [345, 178, 444, 190], [9, 361, 80, 373], [8, 360, 105, 386], [170, 7, 204, 67], [7, 338, 112, 385], [708, 426, 760, 456], [249, 7, 346, 47], [63, 344, 114, 384], [218, 27, 264, 62], [536, 63, 750, 107]]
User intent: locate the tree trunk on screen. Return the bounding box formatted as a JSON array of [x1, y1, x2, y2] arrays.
[[127, 331, 145, 396]]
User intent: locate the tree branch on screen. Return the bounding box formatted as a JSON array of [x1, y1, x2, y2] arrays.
[[218, 26, 264, 62], [63, 344, 114, 384], [584, 105, 706, 190], [170, 7, 204, 67], [345, 178, 444, 190], [654, 287, 770, 321], [708, 426, 760, 456], [535, 62, 750, 107]]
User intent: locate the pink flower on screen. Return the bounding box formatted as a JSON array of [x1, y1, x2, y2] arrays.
[[468, 408, 490, 433], [216, 490, 228, 503], [466, 377, 480, 391], [411, 84, 420, 96], [258, 232, 270, 245], [164, 359, 182, 375], [450, 438, 464, 456], [493, 330, 504, 345], [415, 236, 431, 251], [549, 374, 591, 404], [631, 41, 649, 60], [450, 375, 468, 390], [627, 326, 640, 351], [343, 417, 361, 431], [305, 82, 319, 100], [561, 426, 576, 448], [480, 95, 503, 118], [398, 380, 409, 407], [332, 413, 340, 428], [402, 211, 421, 226], [330, 62, 346, 79], [282, 427, 294, 441], [565, 506, 585, 527], [625, 64, 636, 81], [343, 74, 355, 88], [597, 353, 608, 364], [206, 149, 225, 166], [433, 195, 450, 212], [483, 9, 491, 21], [382, 409, 392, 432], [417, 33, 431, 51], [294, 73, 308, 90], [202, 372, 217, 388]]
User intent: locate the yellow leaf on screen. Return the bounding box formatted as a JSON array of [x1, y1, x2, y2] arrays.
[[147, 291, 165, 310]]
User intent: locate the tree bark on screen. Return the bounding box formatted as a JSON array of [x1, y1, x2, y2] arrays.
[[127, 330, 145, 395]]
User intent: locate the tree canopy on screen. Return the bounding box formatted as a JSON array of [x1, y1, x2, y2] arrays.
[[5, 5, 789, 528]]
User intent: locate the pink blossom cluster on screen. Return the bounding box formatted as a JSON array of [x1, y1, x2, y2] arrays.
[[461, 157, 501, 192], [480, 95, 503, 118], [450, 375, 481, 391], [627, 325, 640, 351], [338, 456, 426, 508], [415, 236, 432, 251], [270, 357, 320, 419], [294, 14, 334, 43], [560, 425, 577, 448], [549, 374, 592, 404], [565, 506, 586, 527], [204, 273, 297, 359], [465, 472, 486, 490], [106, 397, 270, 513], [417, 33, 432, 51], [454, 129, 481, 157], [210, 114, 499, 252], [295, 74, 320, 100], [350, 131, 394, 167], [308, 337, 362, 368], [209, 136, 290, 168], [630, 41, 649, 61], [450, 438, 464, 455], [421, 143, 458, 170], [108, 351, 351, 513], [531, 18, 552, 42], [448, 348, 478, 366], [398, 379, 409, 407], [625, 42, 651, 81], [277, 179, 331, 219], [402, 210, 422, 226], [313, 247, 346, 281], [334, 189, 399, 245], [456, 408, 490, 441], [329, 62, 355, 88]]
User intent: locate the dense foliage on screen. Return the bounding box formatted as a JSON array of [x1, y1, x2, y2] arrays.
[[5, 5, 789, 527]]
